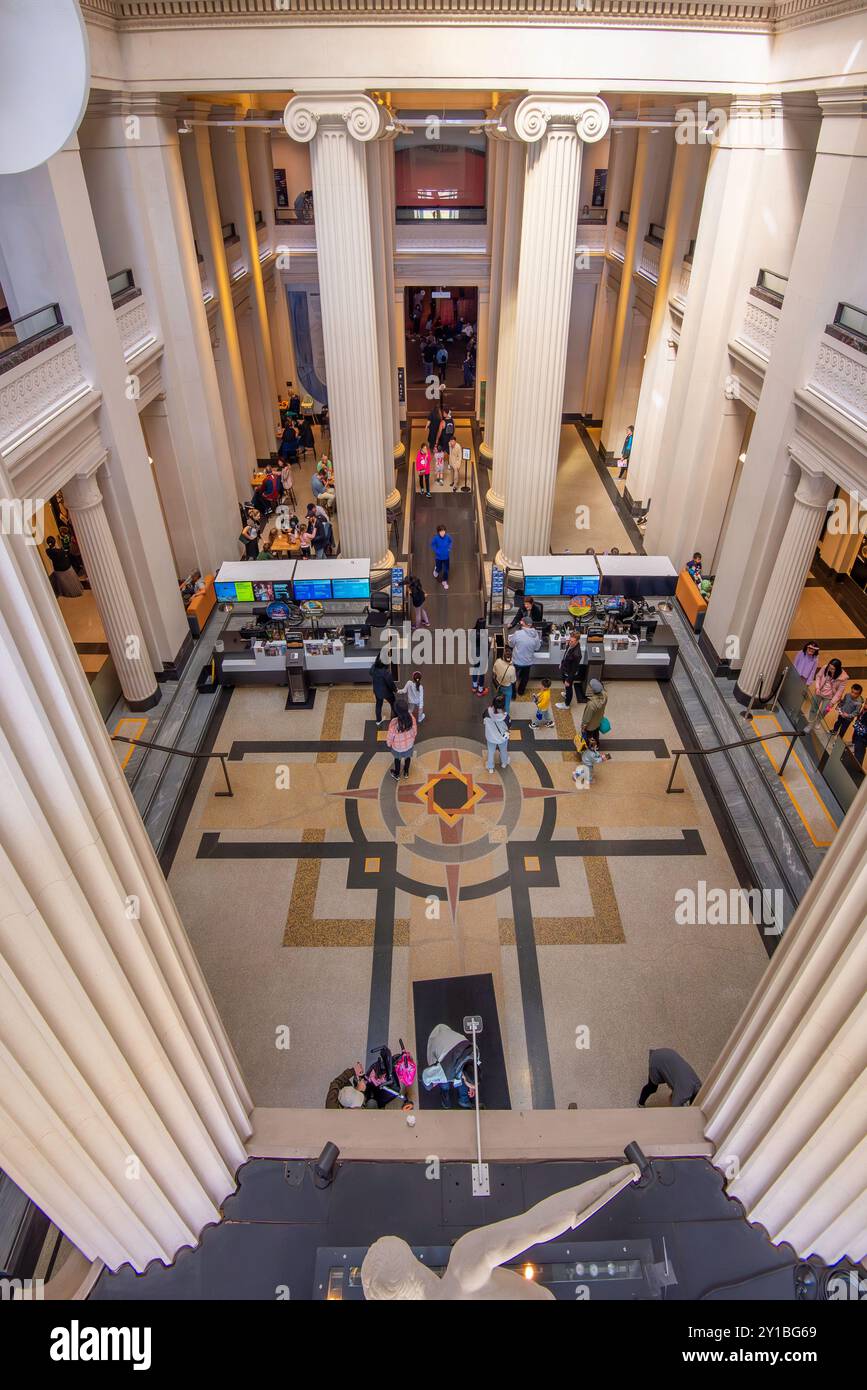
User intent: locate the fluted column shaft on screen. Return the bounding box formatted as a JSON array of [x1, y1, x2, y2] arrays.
[[701, 768, 867, 1263], [63, 472, 161, 711], [0, 470, 251, 1271], [367, 134, 401, 508], [285, 94, 391, 565], [501, 96, 609, 564], [480, 133, 507, 461], [736, 461, 835, 701], [487, 136, 525, 516]]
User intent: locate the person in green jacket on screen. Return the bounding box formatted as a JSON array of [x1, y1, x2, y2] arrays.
[[581, 678, 608, 739]]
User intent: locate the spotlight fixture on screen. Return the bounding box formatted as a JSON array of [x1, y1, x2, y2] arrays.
[[313, 1141, 340, 1189], [624, 1140, 656, 1189]]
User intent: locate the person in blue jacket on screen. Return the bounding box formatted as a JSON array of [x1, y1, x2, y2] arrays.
[[431, 524, 453, 591]]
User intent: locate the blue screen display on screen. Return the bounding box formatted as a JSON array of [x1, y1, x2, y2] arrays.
[[562, 574, 600, 597], [524, 575, 562, 596], [215, 581, 237, 602], [272, 582, 292, 601], [293, 579, 332, 602], [332, 578, 371, 600]]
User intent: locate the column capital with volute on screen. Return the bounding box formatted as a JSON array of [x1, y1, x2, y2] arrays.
[[504, 94, 610, 145], [284, 93, 394, 144]]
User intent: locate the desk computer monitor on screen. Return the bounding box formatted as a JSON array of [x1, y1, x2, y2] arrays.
[[332, 577, 371, 601], [215, 580, 237, 602], [524, 574, 562, 596], [293, 578, 332, 602], [562, 573, 600, 597]]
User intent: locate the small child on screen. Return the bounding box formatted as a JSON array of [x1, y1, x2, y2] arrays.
[[434, 447, 446, 485], [833, 682, 864, 737], [400, 670, 425, 724], [531, 678, 554, 731], [572, 732, 611, 787]]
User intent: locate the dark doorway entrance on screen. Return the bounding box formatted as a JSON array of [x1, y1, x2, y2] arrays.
[[404, 285, 477, 416]]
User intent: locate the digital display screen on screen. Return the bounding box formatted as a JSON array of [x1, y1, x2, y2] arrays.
[[272, 582, 292, 601], [331, 579, 371, 601], [234, 581, 254, 603], [252, 581, 274, 602], [293, 579, 332, 602], [524, 575, 562, 596], [562, 574, 600, 597], [215, 581, 237, 602]]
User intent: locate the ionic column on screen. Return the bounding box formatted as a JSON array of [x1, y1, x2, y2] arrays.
[[701, 768, 867, 1263], [366, 132, 401, 508], [486, 133, 525, 517], [63, 471, 161, 711], [735, 459, 835, 702], [284, 93, 393, 565], [600, 126, 673, 458], [0, 479, 251, 1271], [500, 95, 610, 565], [626, 139, 708, 509], [180, 115, 258, 496]]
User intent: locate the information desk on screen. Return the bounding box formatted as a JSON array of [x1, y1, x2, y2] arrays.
[[214, 560, 296, 604], [520, 623, 678, 682], [521, 555, 600, 600], [597, 554, 677, 597]]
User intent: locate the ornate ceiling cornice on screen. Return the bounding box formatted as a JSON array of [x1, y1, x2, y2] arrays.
[[78, 0, 867, 37]]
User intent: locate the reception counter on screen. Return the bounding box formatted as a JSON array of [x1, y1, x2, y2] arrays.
[[522, 623, 678, 683], [214, 629, 384, 687]]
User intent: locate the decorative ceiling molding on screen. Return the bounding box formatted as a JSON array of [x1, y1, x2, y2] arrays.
[[79, 0, 867, 37]]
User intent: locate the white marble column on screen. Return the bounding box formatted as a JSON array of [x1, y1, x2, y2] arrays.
[[626, 139, 708, 509], [78, 97, 242, 570], [367, 132, 401, 508], [180, 117, 258, 496], [600, 127, 674, 457], [480, 132, 507, 463], [0, 139, 188, 674], [486, 134, 525, 516], [735, 459, 835, 702], [701, 769, 867, 1263], [284, 93, 393, 566], [500, 96, 610, 565], [0, 483, 251, 1270], [63, 470, 161, 710], [381, 138, 403, 466]]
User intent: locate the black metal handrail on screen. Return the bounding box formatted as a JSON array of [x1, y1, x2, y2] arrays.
[[112, 735, 233, 796], [666, 728, 800, 794]]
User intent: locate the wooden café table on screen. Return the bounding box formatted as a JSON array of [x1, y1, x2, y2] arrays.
[[268, 531, 301, 557]]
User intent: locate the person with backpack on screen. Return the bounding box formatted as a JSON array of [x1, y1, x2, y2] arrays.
[[470, 616, 489, 696], [403, 573, 430, 628], [431, 524, 453, 589], [851, 706, 867, 768], [492, 651, 517, 714], [436, 406, 456, 453], [386, 697, 417, 780], [484, 694, 511, 773], [371, 652, 397, 725], [618, 425, 634, 480], [435, 341, 449, 384], [416, 442, 432, 498], [581, 678, 609, 741]]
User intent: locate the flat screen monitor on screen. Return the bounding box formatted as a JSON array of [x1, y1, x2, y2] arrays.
[[215, 581, 236, 602], [562, 574, 600, 597], [252, 581, 274, 602], [234, 580, 255, 603], [272, 581, 292, 601], [332, 578, 371, 601], [524, 574, 562, 596], [294, 579, 333, 603]]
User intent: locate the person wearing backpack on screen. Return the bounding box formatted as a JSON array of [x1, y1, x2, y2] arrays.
[[436, 406, 455, 455], [403, 573, 430, 628], [386, 697, 418, 780], [431, 524, 453, 590], [851, 707, 867, 768], [484, 695, 511, 773], [492, 652, 517, 714]]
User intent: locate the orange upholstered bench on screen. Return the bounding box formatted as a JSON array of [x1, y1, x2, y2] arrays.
[[676, 569, 707, 631], [185, 574, 216, 637]]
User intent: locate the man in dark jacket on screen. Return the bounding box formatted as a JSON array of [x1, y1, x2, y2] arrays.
[[371, 654, 397, 725], [508, 594, 544, 630], [638, 1048, 702, 1107], [556, 632, 587, 707]]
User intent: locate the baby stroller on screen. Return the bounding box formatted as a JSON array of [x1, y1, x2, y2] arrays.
[[366, 1038, 416, 1107]]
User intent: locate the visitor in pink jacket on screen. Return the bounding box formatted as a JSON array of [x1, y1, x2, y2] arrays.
[[416, 443, 431, 498], [807, 657, 848, 729]]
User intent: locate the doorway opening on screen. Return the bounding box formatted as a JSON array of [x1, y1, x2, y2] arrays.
[[404, 285, 477, 416]]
